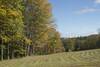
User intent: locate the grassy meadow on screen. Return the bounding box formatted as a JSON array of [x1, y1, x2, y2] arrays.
[[0, 49, 100, 67]]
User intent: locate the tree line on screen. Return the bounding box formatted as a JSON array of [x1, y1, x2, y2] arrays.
[[0, 0, 64, 61], [62, 34, 100, 52]]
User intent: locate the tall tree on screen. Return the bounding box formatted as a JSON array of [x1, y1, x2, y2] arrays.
[[0, 0, 24, 60], [24, 0, 53, 55]]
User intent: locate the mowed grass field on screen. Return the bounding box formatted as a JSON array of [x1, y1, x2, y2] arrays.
[[0, 49, 100, 67]]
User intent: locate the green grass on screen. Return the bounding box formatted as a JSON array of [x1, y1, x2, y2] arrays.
[[0, 49, 100, 67]]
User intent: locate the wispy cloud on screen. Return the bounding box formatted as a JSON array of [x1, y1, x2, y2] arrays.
[[75, 0, 100, 15], [95, 0, 100, 4], [75, 8, 100, 14]]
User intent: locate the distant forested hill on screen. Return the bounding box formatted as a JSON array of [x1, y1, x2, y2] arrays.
[[62, 34, 100, 52]]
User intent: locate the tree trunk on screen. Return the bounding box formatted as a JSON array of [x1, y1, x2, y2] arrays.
[[25, 45, 27, 57], [7, 44, 10, 60], [1, 45, 3, 61], [27, 45, 30, 56], [11, 51, 14, 59]]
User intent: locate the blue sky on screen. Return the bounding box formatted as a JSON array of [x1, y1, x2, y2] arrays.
[[49, 0, 100, 37]]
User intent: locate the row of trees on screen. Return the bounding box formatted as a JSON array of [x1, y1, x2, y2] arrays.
[[62, 34, 100, 52], [0, 0, 64, 61]]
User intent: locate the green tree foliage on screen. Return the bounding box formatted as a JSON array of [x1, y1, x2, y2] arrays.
[[24, 0, 50, 55], [0, 0, 64, 60], [23, 0, 64, 55], [62, 34, 100, 52], [0, 0, 25, 60]]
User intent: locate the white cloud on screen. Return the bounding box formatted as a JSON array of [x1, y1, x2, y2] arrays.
[[74, 0, 100, 15], [75, 8, 100, 14], [95, 0, 100, 4]]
